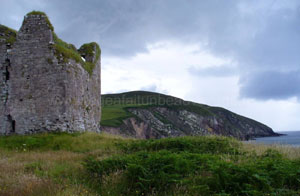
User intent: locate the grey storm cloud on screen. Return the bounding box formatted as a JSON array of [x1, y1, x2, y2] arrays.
[[1, 0, 300, 100], [0, 0, 240, 56], [188, 66, 238, 78], [240, 70, 300, 100]]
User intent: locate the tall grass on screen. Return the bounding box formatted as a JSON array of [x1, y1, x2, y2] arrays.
[[0, 132, 299, 196], [0, 132, 128, 153], [85, 136, 300, 196]]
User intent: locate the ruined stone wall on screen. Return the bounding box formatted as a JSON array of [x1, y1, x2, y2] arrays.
[[0, 13, 101, 134], [0, 37, 12, 134]]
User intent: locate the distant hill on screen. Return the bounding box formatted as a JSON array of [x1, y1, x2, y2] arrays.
[[101, 91, 279, 140]]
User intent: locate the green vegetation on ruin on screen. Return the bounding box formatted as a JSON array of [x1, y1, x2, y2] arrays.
[[53, 33, 100, 75], [79, 42, 101, 61], [25, 11, 100, 75], [1, 132, 300, 195], [26, 11, 54, 31], [79, 42, 101, 75], [0, 11, 100, 75], [0, 24, 17, 45], [52, 33, 82, 63], [26, 10, 48, 16]]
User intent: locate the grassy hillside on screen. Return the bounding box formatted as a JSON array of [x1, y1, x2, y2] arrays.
[[0, 132, 300, 196], [101, 91, 217, 127], [100, 91, 275, 140]]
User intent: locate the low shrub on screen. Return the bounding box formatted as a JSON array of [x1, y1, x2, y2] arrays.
[[118, 135, 241, 155], [85, 137, 300, 196], [85, 151, 219, 195]]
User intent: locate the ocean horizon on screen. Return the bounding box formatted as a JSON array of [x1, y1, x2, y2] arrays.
[[250, 131, 300, 147]]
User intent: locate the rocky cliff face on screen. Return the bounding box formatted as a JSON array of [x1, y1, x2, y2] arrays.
[[101, 91, 279, 140], [0, 12, 101, 135]]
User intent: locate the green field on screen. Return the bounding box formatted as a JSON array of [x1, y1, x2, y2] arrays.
[[1, 132, 300, 196], [101, 105, 135, 127]]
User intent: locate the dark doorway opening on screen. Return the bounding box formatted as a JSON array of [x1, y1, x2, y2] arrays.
[[7, 115, 15, 133], [12, 120, 16, 133], [5, 66, 9, 81]]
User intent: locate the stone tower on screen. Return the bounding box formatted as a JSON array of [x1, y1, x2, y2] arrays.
[[0, 11, 101, 134]]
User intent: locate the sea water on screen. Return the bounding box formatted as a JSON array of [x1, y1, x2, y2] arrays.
[[251, 131, 300, 147]]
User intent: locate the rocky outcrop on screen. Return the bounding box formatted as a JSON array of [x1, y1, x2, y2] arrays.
[[102, 107, 278, 140], [101, 92, 279, 140], [0, 12, 101, 135]]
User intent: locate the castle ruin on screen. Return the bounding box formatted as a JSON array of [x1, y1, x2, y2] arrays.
[[0, 11, 101, 134]]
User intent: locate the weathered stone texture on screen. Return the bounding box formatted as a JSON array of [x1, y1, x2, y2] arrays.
[[0, 39, 12, 134], [0, 14, 101, 134]]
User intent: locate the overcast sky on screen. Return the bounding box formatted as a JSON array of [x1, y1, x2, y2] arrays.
[[1, 0, 300, 131]]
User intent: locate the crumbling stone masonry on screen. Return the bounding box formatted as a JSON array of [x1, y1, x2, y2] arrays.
[[0, 12, 101, 134]]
